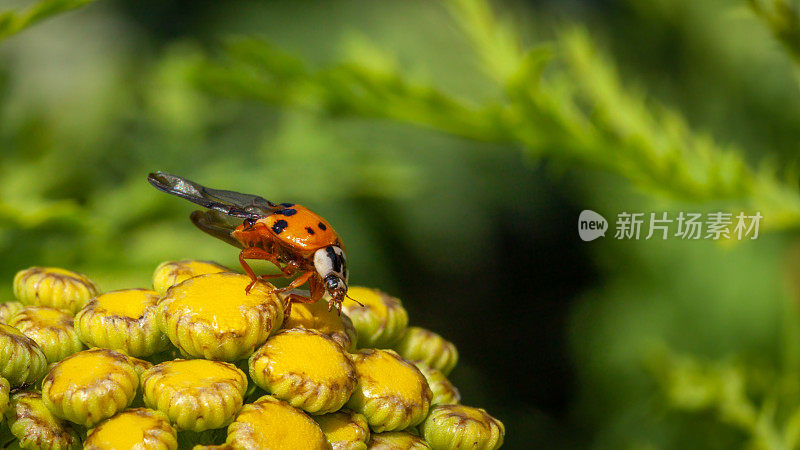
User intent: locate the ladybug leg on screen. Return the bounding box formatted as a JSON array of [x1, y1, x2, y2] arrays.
[[282, 291, 323, 316], [274, 271, 319, 316], [308, 276, 343, 316], [258, 261, 299, 286], [257, 259, 296, 281], [281, 260, 301, 277], [239, 247, 282, 293], [309, 275, 325, 302], [272, 270, 315, 295], [257, 273, 284, 280]]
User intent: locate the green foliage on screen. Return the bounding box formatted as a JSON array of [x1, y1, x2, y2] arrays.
[[194, 38, 511, 142], [0, 0, 95, 42], [647, 348, 784, 449], [195, 0, 800, 231], [0, 0, 98, 230], [649, 338, 800, 449], [749, 0, 800, 66]]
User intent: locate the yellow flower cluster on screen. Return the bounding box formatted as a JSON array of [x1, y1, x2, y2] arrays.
[[0, 263, 504, 449]]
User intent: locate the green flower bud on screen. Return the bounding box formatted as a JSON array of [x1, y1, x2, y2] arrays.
[[249, 328, 356, 415], [142, 359, 247, 432], [420, 405, 504, 450], [14, 267, 98, 314], [347, 349, 432, 432], [368, 431, 431, 449], [152, 260, 231, 295], [5, 392, 81, 450], [283, 297, 358, 352], [9, 306, 83, 363], [414, 364, 460, 406], [85, 408, 178, 450], [342, 287, 408, 349], [0, 302, 24, 324], [393, 328, 458, 376], [314, 409, 370, 450], [42, 348, 139, 427], [226, 395, 330, 449], [76, 289, 169, 357], [157, 273, 283, 361], [0, 323, 48, 387]]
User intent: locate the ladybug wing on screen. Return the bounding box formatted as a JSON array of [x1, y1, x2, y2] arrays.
[[148, 172, 278, 219], [190, 210, 244, 248]]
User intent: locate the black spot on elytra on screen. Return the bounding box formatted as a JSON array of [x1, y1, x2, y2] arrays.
[[272, 220, 288, 234], [306, 227, 315, 235], [318, 222, 327, 231], [277, 208, 297, 216], [280, 203, 294, 207]]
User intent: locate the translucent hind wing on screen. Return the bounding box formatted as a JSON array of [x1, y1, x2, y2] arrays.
[[190, 210, 245, 248], [148, 172, 277, 218]]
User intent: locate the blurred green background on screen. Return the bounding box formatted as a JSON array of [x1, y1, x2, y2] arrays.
[[4, 0, 800, 448]]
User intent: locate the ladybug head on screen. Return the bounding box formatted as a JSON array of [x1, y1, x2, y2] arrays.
[[313, 245, 348, 301]]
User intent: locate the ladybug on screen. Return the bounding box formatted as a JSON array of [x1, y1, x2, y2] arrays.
[[148, 172, 354, 314]]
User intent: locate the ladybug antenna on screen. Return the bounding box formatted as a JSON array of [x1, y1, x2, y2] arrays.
[[345, 293, 365, 307]]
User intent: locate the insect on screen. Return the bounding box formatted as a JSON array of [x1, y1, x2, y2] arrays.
[[147, 172, 353, 314]]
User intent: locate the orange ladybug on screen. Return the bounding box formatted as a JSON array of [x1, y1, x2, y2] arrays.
[[148, 172, 351, 314]]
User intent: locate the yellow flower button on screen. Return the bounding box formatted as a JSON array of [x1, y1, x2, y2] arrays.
[[157, 273, 283, 361], [314, 409, 370, 450], [368, 431, 430, 449], [420, 405, 504, 450], [414, 364, 460, 406], [0, 323, 48, 387], [226, 395, 330, 450], [76, 289, 169, 357], [142, 359, 247, 432], [85, 408, 178, 450], [42, 348, 139, 427], [249, 328, 357, 415], [342, 287, 408, 349], [14, 267, 98, 314], [393, 327, 458, 376], [0, 302, 23, 324], [152, 260, 231, 295], [346, 349, 432, 432], [5, 391, 81, 449], [283, 298, 358, 351], [9, 306, 83, 363]]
